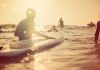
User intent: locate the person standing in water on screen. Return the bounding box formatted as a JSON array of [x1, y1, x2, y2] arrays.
[[95, 21, 100, 44], [15, 8, 54, 40], [58, 17, 64, 29]]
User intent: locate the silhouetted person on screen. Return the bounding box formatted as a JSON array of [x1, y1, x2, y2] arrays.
[[87, 22, 95, 27], [52, 25, 58, 32], [58, 17, 64, 28], [15, 8, 54, 40], [95, 21, 100, 44]]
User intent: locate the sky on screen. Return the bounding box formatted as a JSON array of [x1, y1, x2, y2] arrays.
[[0, 0, 100, 26]]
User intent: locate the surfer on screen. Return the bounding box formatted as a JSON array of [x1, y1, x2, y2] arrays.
[[58, 17, 64, 29], [48, 25, 58, 32], [95, 21, 100, 44], [52, 25, 58, 32], [15, 8, 54, 40]]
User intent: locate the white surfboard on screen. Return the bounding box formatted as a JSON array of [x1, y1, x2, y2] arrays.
[[0, 48, 29, 57], [10, 39, 34, 49], [10, 37, 64, 49], [0, 38, 64, 57], [33, 38, 64, 52]]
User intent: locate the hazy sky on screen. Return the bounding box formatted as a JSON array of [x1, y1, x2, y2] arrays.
[[0, 0, 100, 26]]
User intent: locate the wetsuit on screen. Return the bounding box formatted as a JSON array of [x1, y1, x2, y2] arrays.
[[95, 21, 100, 42], [15, 18, 34, 40], [59, 19, 64, 28]]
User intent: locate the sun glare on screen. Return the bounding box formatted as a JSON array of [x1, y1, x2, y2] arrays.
[[19, 0, 43, 16], [19, 0, 45, 29]]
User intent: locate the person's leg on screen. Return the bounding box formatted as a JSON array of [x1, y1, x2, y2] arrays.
[[95, 22, 100, 44]]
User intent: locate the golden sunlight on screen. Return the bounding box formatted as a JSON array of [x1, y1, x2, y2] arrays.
[[20, 0, 46, 26], [0, 0, 100, 26]]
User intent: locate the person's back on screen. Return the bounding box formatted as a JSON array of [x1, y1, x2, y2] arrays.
[[14, 8, 35, 40]]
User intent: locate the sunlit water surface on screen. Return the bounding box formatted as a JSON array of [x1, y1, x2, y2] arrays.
[[0, 26, 100, 70]]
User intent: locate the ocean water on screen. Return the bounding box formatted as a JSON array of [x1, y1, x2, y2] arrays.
[[0, 25, 100, 70]]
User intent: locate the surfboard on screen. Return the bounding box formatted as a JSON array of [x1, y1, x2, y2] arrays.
[[10, 37, 64, 49], [0, 38, 64, 57], [10, 39, 34, 49], [33, 38, 64, 52], [0, 48, 29, 57]]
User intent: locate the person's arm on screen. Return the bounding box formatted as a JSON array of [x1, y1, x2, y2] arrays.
[[95, 21, 100, 44], [34, 31, 55, 39]]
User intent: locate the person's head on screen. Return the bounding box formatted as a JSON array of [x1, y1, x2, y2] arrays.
[[60, 17, 62, 20], [26, 8, 36, 20]]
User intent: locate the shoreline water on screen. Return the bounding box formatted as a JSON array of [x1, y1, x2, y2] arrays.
[[0, 25, 100, 70]]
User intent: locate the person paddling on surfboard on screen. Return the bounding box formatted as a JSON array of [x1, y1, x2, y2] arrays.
[[15, 8, 54, 41]]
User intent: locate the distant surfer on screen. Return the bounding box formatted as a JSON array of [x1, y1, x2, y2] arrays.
[[52, 25, 58, 32], [58, 17, 64, 29], [48, 25, 58, 32], [15, 8, 54, 40], [95, 21, 100, 44]]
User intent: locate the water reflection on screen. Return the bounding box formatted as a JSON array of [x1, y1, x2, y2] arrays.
[[80, 44, 100, 70]]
